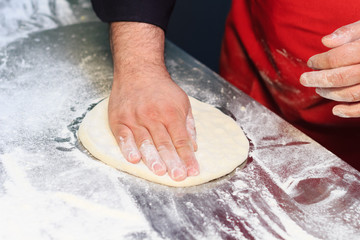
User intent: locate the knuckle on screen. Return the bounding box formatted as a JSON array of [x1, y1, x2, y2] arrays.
[[117, 129, 131, 139], [348, 91, 359, 102], [339, 88, 359, 102], [137, 107, 159, 121], [138, 137, 152, 147], [163, 107, 181, 121], [327, 54, 339, 68], [329, 71, 346, 86], [156, 141, 174, 152], [137, 105, 179, 122], [173, 138, 191, 149]]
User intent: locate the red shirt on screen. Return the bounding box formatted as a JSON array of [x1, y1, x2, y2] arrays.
[[220, 0, 360, 168]]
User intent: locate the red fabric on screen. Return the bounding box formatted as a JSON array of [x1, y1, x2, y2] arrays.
[[220, 0, 360, 169]]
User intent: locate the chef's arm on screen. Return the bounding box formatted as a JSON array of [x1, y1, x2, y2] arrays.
[[91, 1, 199, 181], [108, 22, 199, 181]]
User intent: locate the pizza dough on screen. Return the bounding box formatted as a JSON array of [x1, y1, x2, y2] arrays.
[[78, 97, 249, 187]]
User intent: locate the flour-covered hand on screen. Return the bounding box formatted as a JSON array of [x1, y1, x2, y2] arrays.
[[108, 22, 199, 181], [109, 68, 199, 181], [300, 20, 360, 118]]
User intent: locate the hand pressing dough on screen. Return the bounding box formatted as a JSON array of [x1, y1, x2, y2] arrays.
[[78, 97, 249, 187]]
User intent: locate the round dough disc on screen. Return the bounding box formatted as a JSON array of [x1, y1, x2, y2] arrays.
[[78, 97, 249, 187]]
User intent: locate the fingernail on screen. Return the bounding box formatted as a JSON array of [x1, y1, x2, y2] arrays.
[[128, 151, 141, 163], [333, 107, 349, 118], [299, 73, 309, 86], [151, 162, 166, 175], [327, 32, 340, 40], [307, 58, 314, 68], [315, 88, 324, 96], [171, 167, 187, 181]]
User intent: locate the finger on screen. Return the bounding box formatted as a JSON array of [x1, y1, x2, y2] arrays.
[[148, 123, 187, 181], [322, 20, 360, 48], [316, 84, 360, 102], [166, 121, 200, 177], [300, 64, 360, 88], [112, 124, 141, 164], [186, 109, 198, 152], [333, 102, 360, 118], [308, 40, 360, 69], [132, 127, 167, 176]]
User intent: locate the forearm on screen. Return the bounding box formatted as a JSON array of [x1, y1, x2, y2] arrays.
[[110, 22, 168, 84]]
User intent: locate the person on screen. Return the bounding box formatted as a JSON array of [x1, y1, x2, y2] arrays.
[[90, 0, 360, 180]]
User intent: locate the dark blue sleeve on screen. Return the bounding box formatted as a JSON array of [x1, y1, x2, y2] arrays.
[[91, 0, 176, 31]]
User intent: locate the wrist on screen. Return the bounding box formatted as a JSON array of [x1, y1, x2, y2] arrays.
[[110, 22, 166, 74]]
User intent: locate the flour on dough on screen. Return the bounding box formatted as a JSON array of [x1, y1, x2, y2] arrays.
[[78, 97, 249, 187]]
